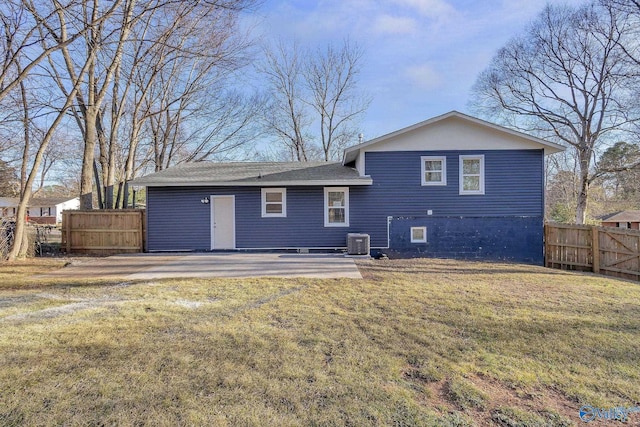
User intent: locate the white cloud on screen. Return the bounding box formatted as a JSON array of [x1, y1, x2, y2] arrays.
[[405, 63, 443, 91], [392, 0, 457, 20], [373, 14, 418, 35]]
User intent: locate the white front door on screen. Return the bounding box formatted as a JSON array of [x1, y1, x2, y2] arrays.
[[211, 196, 235, 249]]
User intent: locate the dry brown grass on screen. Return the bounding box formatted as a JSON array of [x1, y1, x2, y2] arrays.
[[0, 257, 638, 426]]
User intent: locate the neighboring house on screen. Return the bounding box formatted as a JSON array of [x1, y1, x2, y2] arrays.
[[0, 197, 80, 224], [130, 111, 564, 264], [599, 210, 640, 230]]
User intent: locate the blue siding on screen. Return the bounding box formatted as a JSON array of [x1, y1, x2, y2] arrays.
[[147, 186, 372, 251], [146, 149, 545, 264], [387, 216, 543, 264], [146, 187, 211, 251], [364, 150, 544, 217], [358, 149, 544, 248]]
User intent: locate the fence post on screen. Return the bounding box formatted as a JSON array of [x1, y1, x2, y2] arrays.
[[543, 223, 548, 267], [64, 211, 71, 254], [137, 210, 143, 252], [591, 225, 600, 274]]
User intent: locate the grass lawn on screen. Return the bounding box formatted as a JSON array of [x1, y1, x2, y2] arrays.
[[0, 257, 639, 426]]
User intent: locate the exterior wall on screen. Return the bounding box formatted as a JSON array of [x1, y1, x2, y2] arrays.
[[361, 149, 545, 264], [602, 221, 640, 230], [27, 206, 52, 219], [146, 148, 545, 264], [28, 216, 56, 225], [387, 216, 543, 264], [56, 198, 80, 223], [0, 198, 15, 219], [146, 186, 372, 251]]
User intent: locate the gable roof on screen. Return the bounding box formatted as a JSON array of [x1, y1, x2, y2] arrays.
[[343, 110, 565, 164], [599, 210, 640, 222], [130, 161, 372, 187]]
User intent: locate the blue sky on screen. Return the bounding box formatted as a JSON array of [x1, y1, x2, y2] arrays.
[[249, 0, 587, 140]]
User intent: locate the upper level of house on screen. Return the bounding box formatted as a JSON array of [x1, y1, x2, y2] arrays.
[[132, 111, 564, 193], [342, 111, 564, 177]]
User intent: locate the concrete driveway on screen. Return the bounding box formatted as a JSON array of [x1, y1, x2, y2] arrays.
[[42, 253, 362, 280]]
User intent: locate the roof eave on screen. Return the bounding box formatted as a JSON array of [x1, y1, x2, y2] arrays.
[[129, 178, 373, 187]]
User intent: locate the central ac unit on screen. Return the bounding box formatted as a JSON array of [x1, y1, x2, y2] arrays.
[[347, 233, 370, 256]]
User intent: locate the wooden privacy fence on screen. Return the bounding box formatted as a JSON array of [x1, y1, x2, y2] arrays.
[[545, 223, 640, 281], [62, 210, 145, 255]]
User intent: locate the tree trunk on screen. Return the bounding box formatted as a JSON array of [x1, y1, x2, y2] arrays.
[[19, 80, 30, 198], [80, 106, 98, 209], [93, 159, 104, 209], [575, 151, 591, 225]]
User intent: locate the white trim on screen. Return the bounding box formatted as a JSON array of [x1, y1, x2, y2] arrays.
[[210, 195, 236, 249], [356, 152, 366, 176], [324, 187, 349, 227], [411, 226, 427, 243], [421, 156, 447, 186], [261, 188, 287, 218], [131, 178, 372, 187], [459, 155, 485, 195]]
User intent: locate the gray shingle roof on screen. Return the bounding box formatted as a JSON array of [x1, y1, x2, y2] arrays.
[[599, 210, 640, 222], [130, 161, 372, 187]]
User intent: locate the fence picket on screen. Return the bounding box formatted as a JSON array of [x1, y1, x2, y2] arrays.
[[61, 210, 145, 255], [545, 223, 640, 281]]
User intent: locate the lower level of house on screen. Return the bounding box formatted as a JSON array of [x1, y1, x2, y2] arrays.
[[146, 186, 544, 264]]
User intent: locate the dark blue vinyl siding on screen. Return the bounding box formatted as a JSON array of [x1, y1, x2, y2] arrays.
[[363, 150, 544, 217], [146, 187, 211, 251], [356, 149, 544, 249], [146, 149, 545, 263], [147, 186, 371, 251], [388, 216, 543, 264]]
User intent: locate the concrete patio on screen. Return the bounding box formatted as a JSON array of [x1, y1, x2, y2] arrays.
[[41, 252, 363, 280]]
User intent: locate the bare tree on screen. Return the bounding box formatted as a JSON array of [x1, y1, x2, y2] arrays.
[[5, 50, 90, 261], [0, 0, 121, 103], [260, 40, 369, 162], [0, 0, 94, 260], [39, 0, 258, 208], [260, 41, 311, 161], [471, 2, 638, 224], [304, 40, 370, 161], [601, 0, 640, 63]]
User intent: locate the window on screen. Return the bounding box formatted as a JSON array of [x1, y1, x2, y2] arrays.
[[411, 226, 427, 243], [324, 187, 349, 227], [459, 155, 485, 195], [421, 156, 446, 186], [261, 188, 286, 217]]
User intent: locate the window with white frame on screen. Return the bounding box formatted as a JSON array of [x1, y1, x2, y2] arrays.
[[421, 156, 446, 186], [459, 155, 485, 195], [261, 188, 286, 217], [324, 187, 349, 227], [411, 226, 427, 243]]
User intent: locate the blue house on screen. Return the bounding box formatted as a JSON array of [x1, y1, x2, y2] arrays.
[[131, 111, 564, 264]]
